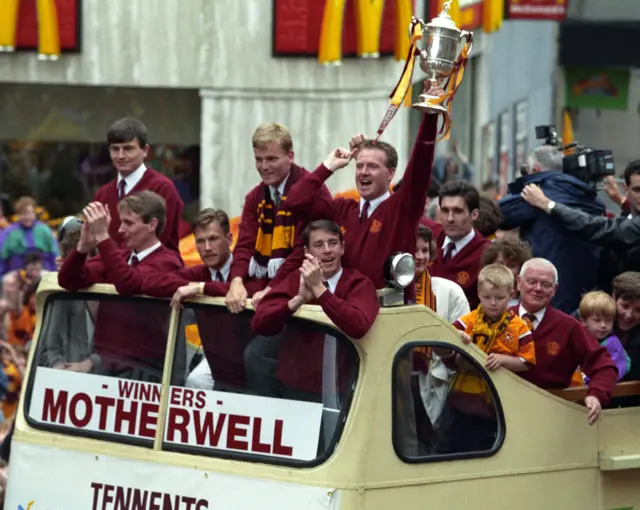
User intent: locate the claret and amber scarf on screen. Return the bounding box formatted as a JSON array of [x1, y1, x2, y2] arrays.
[[249, 165, 301, 279], [415, 270, 436, 311], [452, 306, 514, 397]]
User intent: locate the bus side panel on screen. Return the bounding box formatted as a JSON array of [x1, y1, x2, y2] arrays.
[[358, 468, 601, 510], [5, 441, 338, 510]]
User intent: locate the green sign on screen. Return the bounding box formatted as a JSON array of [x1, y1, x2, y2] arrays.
[[565, 67, 630, 110]]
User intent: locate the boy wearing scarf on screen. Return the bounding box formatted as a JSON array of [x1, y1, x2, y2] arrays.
[[434, 264, 535, 454]]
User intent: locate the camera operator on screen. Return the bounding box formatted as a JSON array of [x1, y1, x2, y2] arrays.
[[521, 183, 640, 277], [498, 143, 605, 314]]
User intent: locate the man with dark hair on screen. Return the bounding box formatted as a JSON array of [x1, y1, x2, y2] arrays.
[[95, 117, 184, 253], [141, 208, 263, 301], [609, 272, 640, 381], [251, 220, 379, 339], [430, 180, 490, 309], [604, 161, 640, 218], [285, 89, 445, 300]]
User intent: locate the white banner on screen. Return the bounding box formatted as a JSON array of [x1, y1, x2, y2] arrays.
[[6, 442, 339, 510], [29, 368, 162, 441], [29, 368, 324, 460], [164, 385, 324, 461]]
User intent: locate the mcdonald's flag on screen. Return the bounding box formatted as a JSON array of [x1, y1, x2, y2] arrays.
[[562, 108, 574, 146], [482, 0, 503, 33], [0, 0, 78, 56]]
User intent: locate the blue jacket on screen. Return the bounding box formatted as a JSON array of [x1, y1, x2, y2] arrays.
[[498, 171, 605, 313]]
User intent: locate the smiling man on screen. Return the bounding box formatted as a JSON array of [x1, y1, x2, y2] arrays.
[[251, 220, 379, 339], [284, 89, 444, 297], [57, 191, 183, 379], [95, 118, 184, 253], [224, 123, 332, 314], [58, 191, 183, 294], [512, 258, 617, 424]]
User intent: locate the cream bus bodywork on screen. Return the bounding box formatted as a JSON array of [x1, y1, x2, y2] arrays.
[[5, 273, 640, 510]]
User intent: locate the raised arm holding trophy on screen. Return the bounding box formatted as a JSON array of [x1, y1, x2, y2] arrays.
[[374, 0, 473, 143]]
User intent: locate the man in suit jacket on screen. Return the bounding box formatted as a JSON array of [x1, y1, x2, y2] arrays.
[[95, 117, 184, 253], [58, 191, 183, 380]]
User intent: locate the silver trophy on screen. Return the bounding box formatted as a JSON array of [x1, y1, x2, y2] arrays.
[[412, 1, 473, 114]]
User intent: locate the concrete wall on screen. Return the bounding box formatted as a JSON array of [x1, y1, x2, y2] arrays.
[[0, 0, 412, 216], [476, 19, 558, 181]]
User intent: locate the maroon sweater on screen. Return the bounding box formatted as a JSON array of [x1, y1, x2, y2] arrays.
[[140, 264, 266, 299], [229, 164, 332, 288], [430, 230, 489, 309], [512, 306, 618, 405], [286, 115, 438, 292], [94, 168, 184, 253], [57, 240, 183, 364], [251, 267, 379, 394], [251, 267, 380, 339]]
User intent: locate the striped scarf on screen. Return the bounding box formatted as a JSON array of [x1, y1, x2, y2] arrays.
[[451, 307, 513, 398], [249, 165, 302, 279], [415, 270, 436, 311]]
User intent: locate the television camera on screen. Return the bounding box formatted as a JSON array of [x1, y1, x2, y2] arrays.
[[534, 125, 615, 186]]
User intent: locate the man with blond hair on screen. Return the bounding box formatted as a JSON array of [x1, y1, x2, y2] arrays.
[[225, 122, 331, 313]]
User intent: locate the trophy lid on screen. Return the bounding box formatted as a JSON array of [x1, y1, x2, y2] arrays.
[[428, 1, 459, 29]]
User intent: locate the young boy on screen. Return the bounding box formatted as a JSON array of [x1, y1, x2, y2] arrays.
[[573, 291, 629, 384], [432, 264, 535, 454], [455, 263, 535, 372]]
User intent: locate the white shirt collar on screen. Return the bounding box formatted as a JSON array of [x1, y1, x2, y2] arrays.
[[443, 229, 476, 257], [324, 267, 343, 294], [117, 163, 147, 196], [518, 304, 546, 329], [209, 253, 233, 283], [359, 191, 391, 218], [269, 174, 289, 202], [129, 241, 161, 265]]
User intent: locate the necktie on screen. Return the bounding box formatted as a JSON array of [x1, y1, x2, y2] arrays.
[[360, 201, 370, 222], [118, 179, 126, 199], [216, 271, 224, 283], [442, 242, 456, 264], [130, 254, 140, 267], [323, 280, 329, 289], [522, 313, 537, 331], [274, 190, 281, 209]]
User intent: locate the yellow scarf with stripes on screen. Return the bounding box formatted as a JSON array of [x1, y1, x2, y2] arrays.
[[249, 165, 301, 279]]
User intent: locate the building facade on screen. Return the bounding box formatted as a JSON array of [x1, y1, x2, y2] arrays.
[[557, 0, 640, 171], [0, 0, 562, 218]]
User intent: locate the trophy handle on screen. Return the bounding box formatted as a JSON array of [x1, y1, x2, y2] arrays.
[[408, 16, 426, 41], [460, 30, 473, 56]]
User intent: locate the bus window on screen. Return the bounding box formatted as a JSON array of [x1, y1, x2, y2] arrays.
[[163, 304, 359, 466], [393, 343, 505, 462], [25, 293, 172, 447]]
